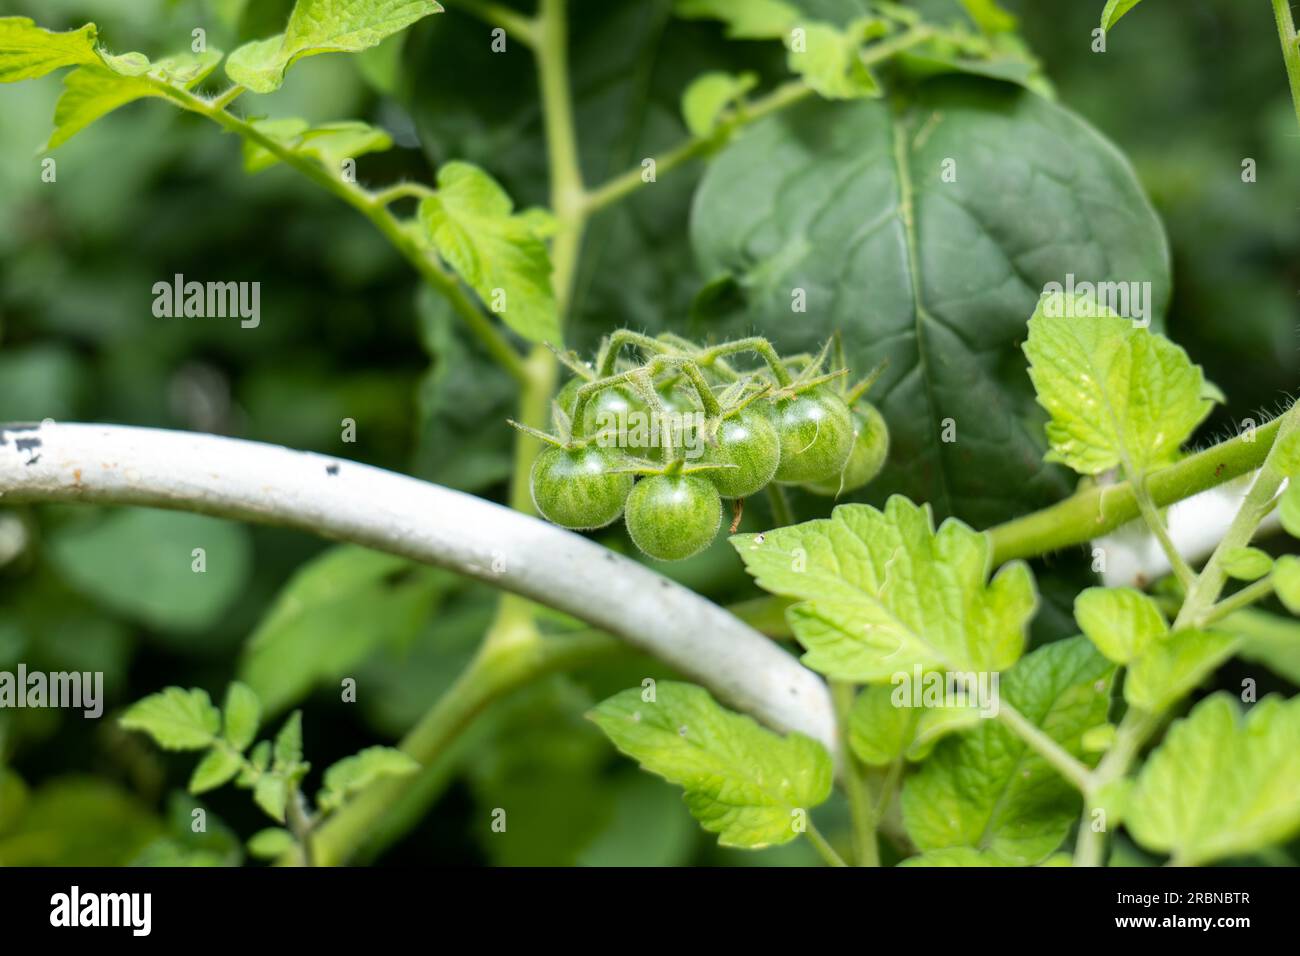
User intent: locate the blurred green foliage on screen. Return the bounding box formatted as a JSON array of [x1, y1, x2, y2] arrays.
[[0, 0, 1297, 865]]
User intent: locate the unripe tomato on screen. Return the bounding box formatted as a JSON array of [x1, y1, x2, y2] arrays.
[[530, 446, 633, 530], [802, 402, 890, 496], [624, 474, 722, 561], [771, 389, 854, 483], [555, 376, 585, 418], [657, 383, 699, 415], [701, 406, 780, 498], [563, 383, 651, 455], [648, 384, 701, 462]]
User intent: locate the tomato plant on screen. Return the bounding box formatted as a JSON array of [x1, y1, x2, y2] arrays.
[[530, 444, 633, 530], [625, 473, 722, 561], [0, 0, 1299, 878], [702, 407, 781, 499]]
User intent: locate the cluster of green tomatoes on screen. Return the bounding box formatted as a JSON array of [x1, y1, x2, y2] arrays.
[[513, 331, 890, 561]]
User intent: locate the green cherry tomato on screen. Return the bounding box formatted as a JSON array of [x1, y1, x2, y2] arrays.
[[585, 385, 653, 454], [771, 389, 854, 484], [802, 402, 890, 497], [557, 378, 647, 437], [624, 474, 722, 561], [530, 446, 633, 530], [649, 384, 702, 462], [555, 377, 585, 418], [657, 383, 699, 415], [702, 406, 781, 498]]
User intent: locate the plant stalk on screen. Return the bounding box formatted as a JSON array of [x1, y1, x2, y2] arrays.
[[995, 702, 1091, 792], [581, 25, 936, 215], [804, 821, 849, 868], [285, 789, 317, 867], [766, 483, 796, 529], [831, 681, 879, 866], [1273, 0, 1300, 129], [453, 0, 539, 46], [1128, 471, 1197, 589], [988, 415, 1284, 563], [155, 83, 530, 386], [1203, 577, 1276, 625], [1176, 408, 1300, 629], [1073, 400, 1300, 865], [304, 630, 620, 865]]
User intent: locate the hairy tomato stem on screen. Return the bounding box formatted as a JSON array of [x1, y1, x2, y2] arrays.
[[301, 630, 622, 865], [1073, 400, 1300, 866], [831, 681, 880, 866], [153, 83, 531, 386], [1273, 0, 1300, 130], [988, 414, 1285, 563]]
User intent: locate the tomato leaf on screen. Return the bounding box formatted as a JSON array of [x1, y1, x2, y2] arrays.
[[253, 775, 289, 823], [732, 495, 1036, 681], [238, 545, 451, 715], [242, 118, 392, 173], [1220, 546, 1274, 582], [222, 682, 261, 752], [0, 17, 101, 82], [188, 747, 244, 795], [317, 746, 419, 812], [246, 827, 297, 859], [418, 161, 562, 346], [120, 687, 222, 751], [1124, 629, 1239, 713], [227, 0, 441, 94], [47, 68, 157, 150], [681, 71, 758, 138], [848, 683, 979, 765], [46, 509, 251, 634], [1269, 431, 1300, 478], [587, 682, 833, 848], [671, 0, 798, 39], [43, 48, 224, 149], [1073, 586, 1167, 665], [1279, 482, 1300, 538], [787, 19, 883, 99], [692, 77, 1171, 526], [1100, 0, 1145, 33], [901, 637, 1115, 864], [1024, 294, 1212, 476], [1274, 556, 1300, 615], [273, 711, 304, 772], [1126, 693, 1300, 865], [958, 0, 1017, 34], [1227, 608, 1300, 685]]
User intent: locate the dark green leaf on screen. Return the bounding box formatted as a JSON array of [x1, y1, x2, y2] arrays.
[[691, 77, 1170, 525], [238, 545, 451, 714], [46, 509, 252, 635], [901, 637, 1115, 864]]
